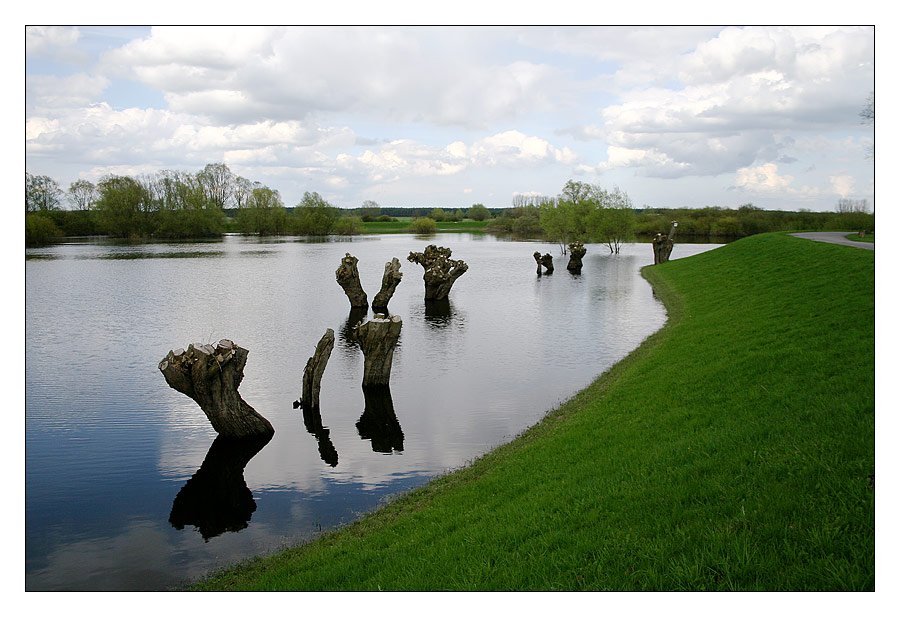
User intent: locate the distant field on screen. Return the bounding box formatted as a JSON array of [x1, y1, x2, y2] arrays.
[[361, 220, 492, 234]]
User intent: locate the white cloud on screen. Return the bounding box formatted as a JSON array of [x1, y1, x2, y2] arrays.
[[830, 175, 856, 197], [26, 26, 81, 55]]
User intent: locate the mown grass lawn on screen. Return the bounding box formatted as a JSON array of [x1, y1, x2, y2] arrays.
[[191, 233, 874, 591]]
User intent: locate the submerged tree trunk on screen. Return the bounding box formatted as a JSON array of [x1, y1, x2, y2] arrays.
[[158, 340, 274, 438], [534, 251, 554, 275], [567, 241, 586, 272], [355, 314, 402, 386], [335, 253, 368, 308], [372, 257, 403, 312], [301, 328, 334, 411], [408, 244, 468, 300]]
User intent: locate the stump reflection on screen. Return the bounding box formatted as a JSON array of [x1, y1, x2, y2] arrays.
[[357, 385, 404, 454], [169, 433, 272, 541], [302, 405, 339, 467]]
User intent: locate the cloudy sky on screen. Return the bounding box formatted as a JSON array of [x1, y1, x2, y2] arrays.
[[25, 25, 875, 212]]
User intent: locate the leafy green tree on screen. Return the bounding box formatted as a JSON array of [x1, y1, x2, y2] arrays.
[[25, 213, 63, 246], [237, 185, 287, 235], [585, 186, 635, 254], [67, 179, 97, 211], [361, 200, 381, 221], [466, 203, 490, 221], [293, 191, 340, 235], [197, 163, 234, 209], [26, 173, 63, 212], [95, 175, 154, 237], [429, 208, 448, 222], [333, 215, 362, 235]]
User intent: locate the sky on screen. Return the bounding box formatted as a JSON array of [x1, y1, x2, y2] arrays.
[[25, 24, 875, 212]]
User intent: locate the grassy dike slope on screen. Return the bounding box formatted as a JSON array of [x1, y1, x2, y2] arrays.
[[194, 233, 874, 591]]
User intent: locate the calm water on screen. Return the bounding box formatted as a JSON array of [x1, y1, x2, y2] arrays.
[[25, 233, 719, 590]]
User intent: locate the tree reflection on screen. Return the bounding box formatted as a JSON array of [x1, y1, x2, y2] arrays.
[[301, 404, 339, 467], [423, 298, 454, 329], [357, 385, 404, 453], [339, 306, 368, 353], [168, 433, 272, 541]]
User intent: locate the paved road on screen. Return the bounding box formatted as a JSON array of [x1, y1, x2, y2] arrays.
[[790, 231, 875, 250]]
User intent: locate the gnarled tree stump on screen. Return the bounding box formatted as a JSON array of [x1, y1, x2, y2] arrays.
[[357, 385, 404, 453], [652, 234, 674, 264], [336, 253, 368, 308], [408, 244, 468, 300], [372, 257, 403, 312], [533, 251, 554, 275], [301, 328, 334, 411], [567, 241, 586, 272], [355, 314, 402, 386], [169, 432, 272, 540], [159, 340, 274, 438]]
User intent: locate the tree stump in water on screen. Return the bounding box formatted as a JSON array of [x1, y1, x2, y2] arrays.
[[357, 385, 404, 453], [567, 241, 586, 272], [533, 251, 554, 275], [301, 328, 334, 411], [168, 432, 272, 540], [159, 340, 274, 438], [408, 245, 468, 300], [652, 233, 674, 264], [355, 314, 402, 386], [372, 257, 403, 312], [335, 253, 368, 308]]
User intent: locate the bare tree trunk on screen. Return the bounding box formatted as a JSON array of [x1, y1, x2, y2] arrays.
[[652, 234, 674, 264], [159, 340, 274, 438], [567, 241, 586, 272], [408, 245, 468, 300], [357, 385, 404, 453], [534, 251, 554, 275], [372, 257, 403, 312], [356, 314, 402, 386], [336, 253, 368, 308], [301, 328, 334, 411]]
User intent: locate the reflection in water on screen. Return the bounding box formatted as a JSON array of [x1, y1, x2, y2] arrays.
[[301, 405, 339, 467], [339, 306, 368, 353], [423, 298, 454, 329], [169, 433, 272, 541], [357, 386, 404, 453], [96, 250, 224, 260]]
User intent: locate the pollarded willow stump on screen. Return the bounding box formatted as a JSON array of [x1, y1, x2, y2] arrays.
[[336, 253, 368, 309], [301, 329, 334, 411], [372, 257, 403, 312], [159, 340, 274, 438], [355, 314, 402, 387], [407, 245, 468, 300], [652, 234, 674, 264], [567, 241, 587, 273], [533, 251, 554, 275]]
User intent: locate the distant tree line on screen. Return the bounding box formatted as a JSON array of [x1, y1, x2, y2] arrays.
[[488, 180, 875, 248]]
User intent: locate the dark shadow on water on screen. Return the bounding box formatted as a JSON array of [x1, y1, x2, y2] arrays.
[[301, 404, 339, 467], [357, 386, 404, 454], [339, 306, 368, 353], [168, 433, 273, 541], [423, 298, 455, 329]]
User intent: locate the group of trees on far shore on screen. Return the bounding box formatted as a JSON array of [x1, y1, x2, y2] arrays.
[[26, 165, 874, 248]]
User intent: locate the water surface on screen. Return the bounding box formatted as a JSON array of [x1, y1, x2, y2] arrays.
[[25, 233, 719, 590]]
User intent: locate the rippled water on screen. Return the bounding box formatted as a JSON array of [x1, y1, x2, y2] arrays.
[[25, 233, 720, 590]]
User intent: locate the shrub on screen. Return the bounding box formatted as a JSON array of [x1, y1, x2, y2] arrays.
[[409, 217, 437, 234], [26, 213, 63, 246]]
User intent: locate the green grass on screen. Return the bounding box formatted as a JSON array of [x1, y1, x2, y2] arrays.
[[361, 219, 492, 234], [846, 232, 874, 243], [191, 233, 874, 591]]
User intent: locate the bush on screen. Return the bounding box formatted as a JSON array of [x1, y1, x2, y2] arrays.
[[409, 217, 437, 234], [26, 213, 63, 246], [333, 216, 362, 236]]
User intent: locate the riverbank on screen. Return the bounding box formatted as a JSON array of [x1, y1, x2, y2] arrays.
[[192, 232, 874, 590]]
